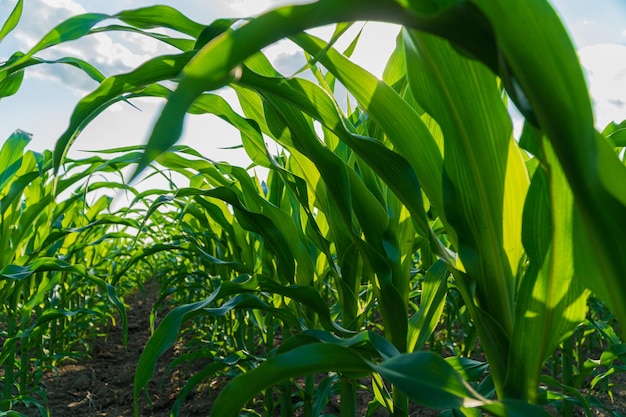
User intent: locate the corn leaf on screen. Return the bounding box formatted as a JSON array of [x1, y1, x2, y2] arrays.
[[508, 130, 589, 401], [0, 0, 23, 43]]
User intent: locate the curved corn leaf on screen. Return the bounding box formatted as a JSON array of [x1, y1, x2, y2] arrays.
[[0, 0, 23, 43], [277, 329, 400, 360], [114, 5, 205, 38], [209, 343, 372, 417], [0, 68, 23, 99], [91, 24, 195, 51], [0, 129, 31, 191], [407, 259, 448, 352], [7, 13, 109, 71], [508, 132, 589, 401], [371, 352, 488, 410]]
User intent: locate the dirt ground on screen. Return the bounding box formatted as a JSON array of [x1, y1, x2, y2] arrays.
[[10, 281, 216, 417], [9, 281, 626, 417]]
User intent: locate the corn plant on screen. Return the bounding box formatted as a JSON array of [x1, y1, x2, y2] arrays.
[[0, 131, 131, 412]]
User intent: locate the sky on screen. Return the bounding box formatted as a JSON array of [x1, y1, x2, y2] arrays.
[[1, 0, 626, 171]]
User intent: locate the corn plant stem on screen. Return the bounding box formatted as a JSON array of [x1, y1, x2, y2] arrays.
[[3, 313, 16, 402], [20, 339, 28, 393], [339, 375, 357, 417], [280, 380, 291, 417], [575, 328, 584, 378], [264, 315, 275, 417], [303, 374, 314, 417], [246, 317, 254, 353], [264, 387, 273, 417], [561, 337, 574, 417], [551, 351, 558, 380], [392, 387, 409, 417], [280, 324, 293, 417]]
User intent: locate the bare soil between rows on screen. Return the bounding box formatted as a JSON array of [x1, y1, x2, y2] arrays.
[[14, 280, 219, 417], [11, 281, 626, 417]]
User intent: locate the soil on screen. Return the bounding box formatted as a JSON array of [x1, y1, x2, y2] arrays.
[[9, 281, 626, 417], [12, 280, 217, 417]]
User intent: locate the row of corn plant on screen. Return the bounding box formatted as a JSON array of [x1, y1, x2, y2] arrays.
[[2, 0, 626, 416], [0, 130, 128, 413], [0, 128, 204, 413]]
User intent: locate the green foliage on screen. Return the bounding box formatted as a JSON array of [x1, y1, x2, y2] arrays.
[[2, 1, 626, 416]]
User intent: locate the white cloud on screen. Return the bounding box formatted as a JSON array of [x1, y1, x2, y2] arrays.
[[45, 0, 87, 15], [228, 0, 272, 15], [227, 0, 314, 16], [578, 43, 626, 128], [12, 0, 87, 45]]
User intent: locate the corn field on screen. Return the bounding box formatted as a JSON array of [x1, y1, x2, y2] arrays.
[[2, 0, 626, 416]]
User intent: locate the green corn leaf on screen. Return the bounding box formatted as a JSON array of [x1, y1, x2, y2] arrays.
[[176, 186, 298, 283], [0, 171, 40, 215], [134, 297, 216, 416], [402, 28, 528, 396], [10, 55, 106, 84], [602, 121, 626, 147], [258, 279, 353, 335], [91, 24, 195, 51], [403, 28, 517, 332], [508, 131, 589, 401], [407, 259, 448, 352], [194, 18, 239, 50], [596, 133, 626, 208], [0, 68, 23, 99], [482, 399, 552, 417], [445, 357, 488, 383], [312, 374, 337, 417], [279, 329, 400, 360], [209, 343, 372, 417], [170, 362, 228, 417], [0, 0, 23, 43], [224, 166, 316, 286], [371, 352, 487, 410], [203, 293, 302, 329], [114, 5, 205, 38], [0, 129, 30, 191], [7, 13, 110, 72]]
